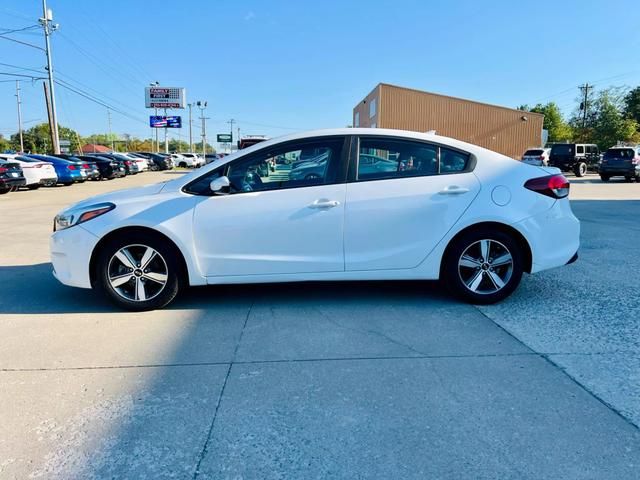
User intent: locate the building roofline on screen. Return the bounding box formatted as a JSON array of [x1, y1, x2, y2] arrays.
[[375, 82, 544, 118]]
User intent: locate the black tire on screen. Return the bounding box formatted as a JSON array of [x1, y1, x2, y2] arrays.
[[441, 227, 524, 305], [600, 175, 610, 182], [0, 188, 8, 195], [94, 232, 181, 311], [63, 182, 73, 186], [179, 162, 187, 168], [574, 162, 587, 177], [625, 176, 632, 182], [27, 184, 41, 190]]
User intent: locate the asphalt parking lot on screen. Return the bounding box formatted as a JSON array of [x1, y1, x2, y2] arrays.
[[1, 172, 639, 479]]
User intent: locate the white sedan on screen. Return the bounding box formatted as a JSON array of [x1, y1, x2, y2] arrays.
[[0, 154, 58, 189], [50, 128, 580, 311]]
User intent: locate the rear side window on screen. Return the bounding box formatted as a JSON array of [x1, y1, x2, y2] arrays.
[[357, 138, 438, 180], [576, 146, 584, 154], [524, 149, 544, 156], [551, 144, 574, 156], [604, 148, 635, 159]]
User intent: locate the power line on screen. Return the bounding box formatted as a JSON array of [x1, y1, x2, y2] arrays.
[[0, 62, 44, 74], [0, 25, 39, 34], [0, 33, 44, 51]]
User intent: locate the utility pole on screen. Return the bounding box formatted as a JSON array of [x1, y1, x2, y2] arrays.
[[188, 103, 193, 152], [43, 82, 55, 153], [15, 80, 24, 153], [227, 118, 236, 154], [579, 83, 592, 129], [40, 0, 60, 154], [107, 108, 115, 151], [196, 101, 208, 158]]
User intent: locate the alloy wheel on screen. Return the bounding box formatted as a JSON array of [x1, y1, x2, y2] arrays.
[[457, 239, 514, 295], [107, 244, 168, 302]]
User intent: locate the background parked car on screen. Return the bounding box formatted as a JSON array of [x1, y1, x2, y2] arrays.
[[25, 154, 86, 185], [0, 154, 57, 189], [521, 148, 550, 166], [51, 154, 101, 180], [133, 152, 173, 170], [548, 143, 600, 177], [0, 159, 26, 194], [599, 146, 640, 182], [88, 153, 140, 175], [60, 154, 126, 180], [173, 153, 203, 168]]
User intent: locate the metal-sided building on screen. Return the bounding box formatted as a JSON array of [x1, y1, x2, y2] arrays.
[[353, 83, 544, 159]]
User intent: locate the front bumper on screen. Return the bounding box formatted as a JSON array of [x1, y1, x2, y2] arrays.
[[50, 225, 99, 289]]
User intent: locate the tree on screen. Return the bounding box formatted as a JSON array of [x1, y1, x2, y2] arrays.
[[0, 134, 10, 152], [527, 102, 573, 143], [623, 86, 640, 126]]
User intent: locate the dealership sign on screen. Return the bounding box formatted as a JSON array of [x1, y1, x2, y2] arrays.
[[150, 116, 182, 128], [217, 134, 232, 143], [145, 87, 186, 109]]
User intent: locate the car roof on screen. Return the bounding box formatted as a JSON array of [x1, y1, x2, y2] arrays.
[[234, 128, 495, 158]]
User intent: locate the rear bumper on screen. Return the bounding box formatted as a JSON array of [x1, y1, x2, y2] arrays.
[[0, 178, 27, 188], [599, 165, 639, 175], [514, 198, 580, 274]]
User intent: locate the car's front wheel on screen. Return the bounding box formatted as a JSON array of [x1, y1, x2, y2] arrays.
[[94, 233, 181, 311], [442, 228, 524, 304]]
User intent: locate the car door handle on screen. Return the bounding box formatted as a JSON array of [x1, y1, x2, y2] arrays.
[[438, 186, 470, 195], [308, 199, 340, 209]]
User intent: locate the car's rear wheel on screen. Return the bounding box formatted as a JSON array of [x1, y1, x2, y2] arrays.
[[442, 228, 524, 304], [574, 162, 587, 177], [0, 188, 9, 195], [600, 175, 610, 182], [27, 184, 40, 190], [94, 233, 181, 311]]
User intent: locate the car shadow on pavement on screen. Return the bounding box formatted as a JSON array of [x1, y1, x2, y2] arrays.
[[0, 262, 450, 314]]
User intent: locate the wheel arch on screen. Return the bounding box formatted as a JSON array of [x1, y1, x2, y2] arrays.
[[89, 226, 190, 288], [440, 221, 533, 275]]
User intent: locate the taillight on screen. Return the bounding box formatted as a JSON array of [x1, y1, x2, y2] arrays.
[[539, 155, 545, 161], [67, 164, 77, 170], [35, 164, 44, 168], [125, 160, 131, 166], [524, 174, 570, 199], [633, 157, 640, 165], [0, 167, 7, 174], [82, 164, 89, 169]]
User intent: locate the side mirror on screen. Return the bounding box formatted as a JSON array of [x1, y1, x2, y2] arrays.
[[210, 176, 230, 195]]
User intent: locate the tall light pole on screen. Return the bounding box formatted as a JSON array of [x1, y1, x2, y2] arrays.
[[40, 0, 60, 154], [188, 103, 193, 152], [227, 118, 235, 153], [196, 101, 208, 158], [15, 80, 24, 153]]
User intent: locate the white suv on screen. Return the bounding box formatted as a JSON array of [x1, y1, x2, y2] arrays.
[[173, 153, 204, 168], [521, 148, 550, 166]]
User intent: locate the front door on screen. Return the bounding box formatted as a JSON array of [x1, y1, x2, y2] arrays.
[[191, 137, 348, 277]]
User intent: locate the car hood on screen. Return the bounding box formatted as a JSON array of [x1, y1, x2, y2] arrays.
[[69, 181, 168, 210]]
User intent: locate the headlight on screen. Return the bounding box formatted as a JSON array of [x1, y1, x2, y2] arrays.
[[54, 202, 115, 232]]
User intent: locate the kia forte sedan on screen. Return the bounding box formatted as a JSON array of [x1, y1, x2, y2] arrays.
[[50, 129, 580, 311]]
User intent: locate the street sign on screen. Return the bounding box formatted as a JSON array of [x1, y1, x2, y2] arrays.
[[150, 116, 182, 128], [217, 134, 232, 143], [145, 87, 186, 109]]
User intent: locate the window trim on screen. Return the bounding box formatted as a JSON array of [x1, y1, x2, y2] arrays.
[[182, 136, 351, 196], [348, 135, 476, 183]]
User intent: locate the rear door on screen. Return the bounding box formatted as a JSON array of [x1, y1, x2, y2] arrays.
[[344, 136, 480, 271]]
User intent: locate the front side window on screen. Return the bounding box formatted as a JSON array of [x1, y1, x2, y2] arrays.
[[577, 145, 585, 154], [184, 138, 344, 195], [357, 138, 438, 181]]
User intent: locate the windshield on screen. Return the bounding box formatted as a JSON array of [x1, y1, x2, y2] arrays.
[[604, 148, 634, 159], [551, 144, 574, 155]]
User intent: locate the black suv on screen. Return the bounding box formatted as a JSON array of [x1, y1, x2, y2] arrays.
[[599, 146, 640, 182], [548, 143, 600, 177]]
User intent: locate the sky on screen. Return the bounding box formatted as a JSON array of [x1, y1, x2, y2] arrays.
[[1, 0, 639, 148]]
